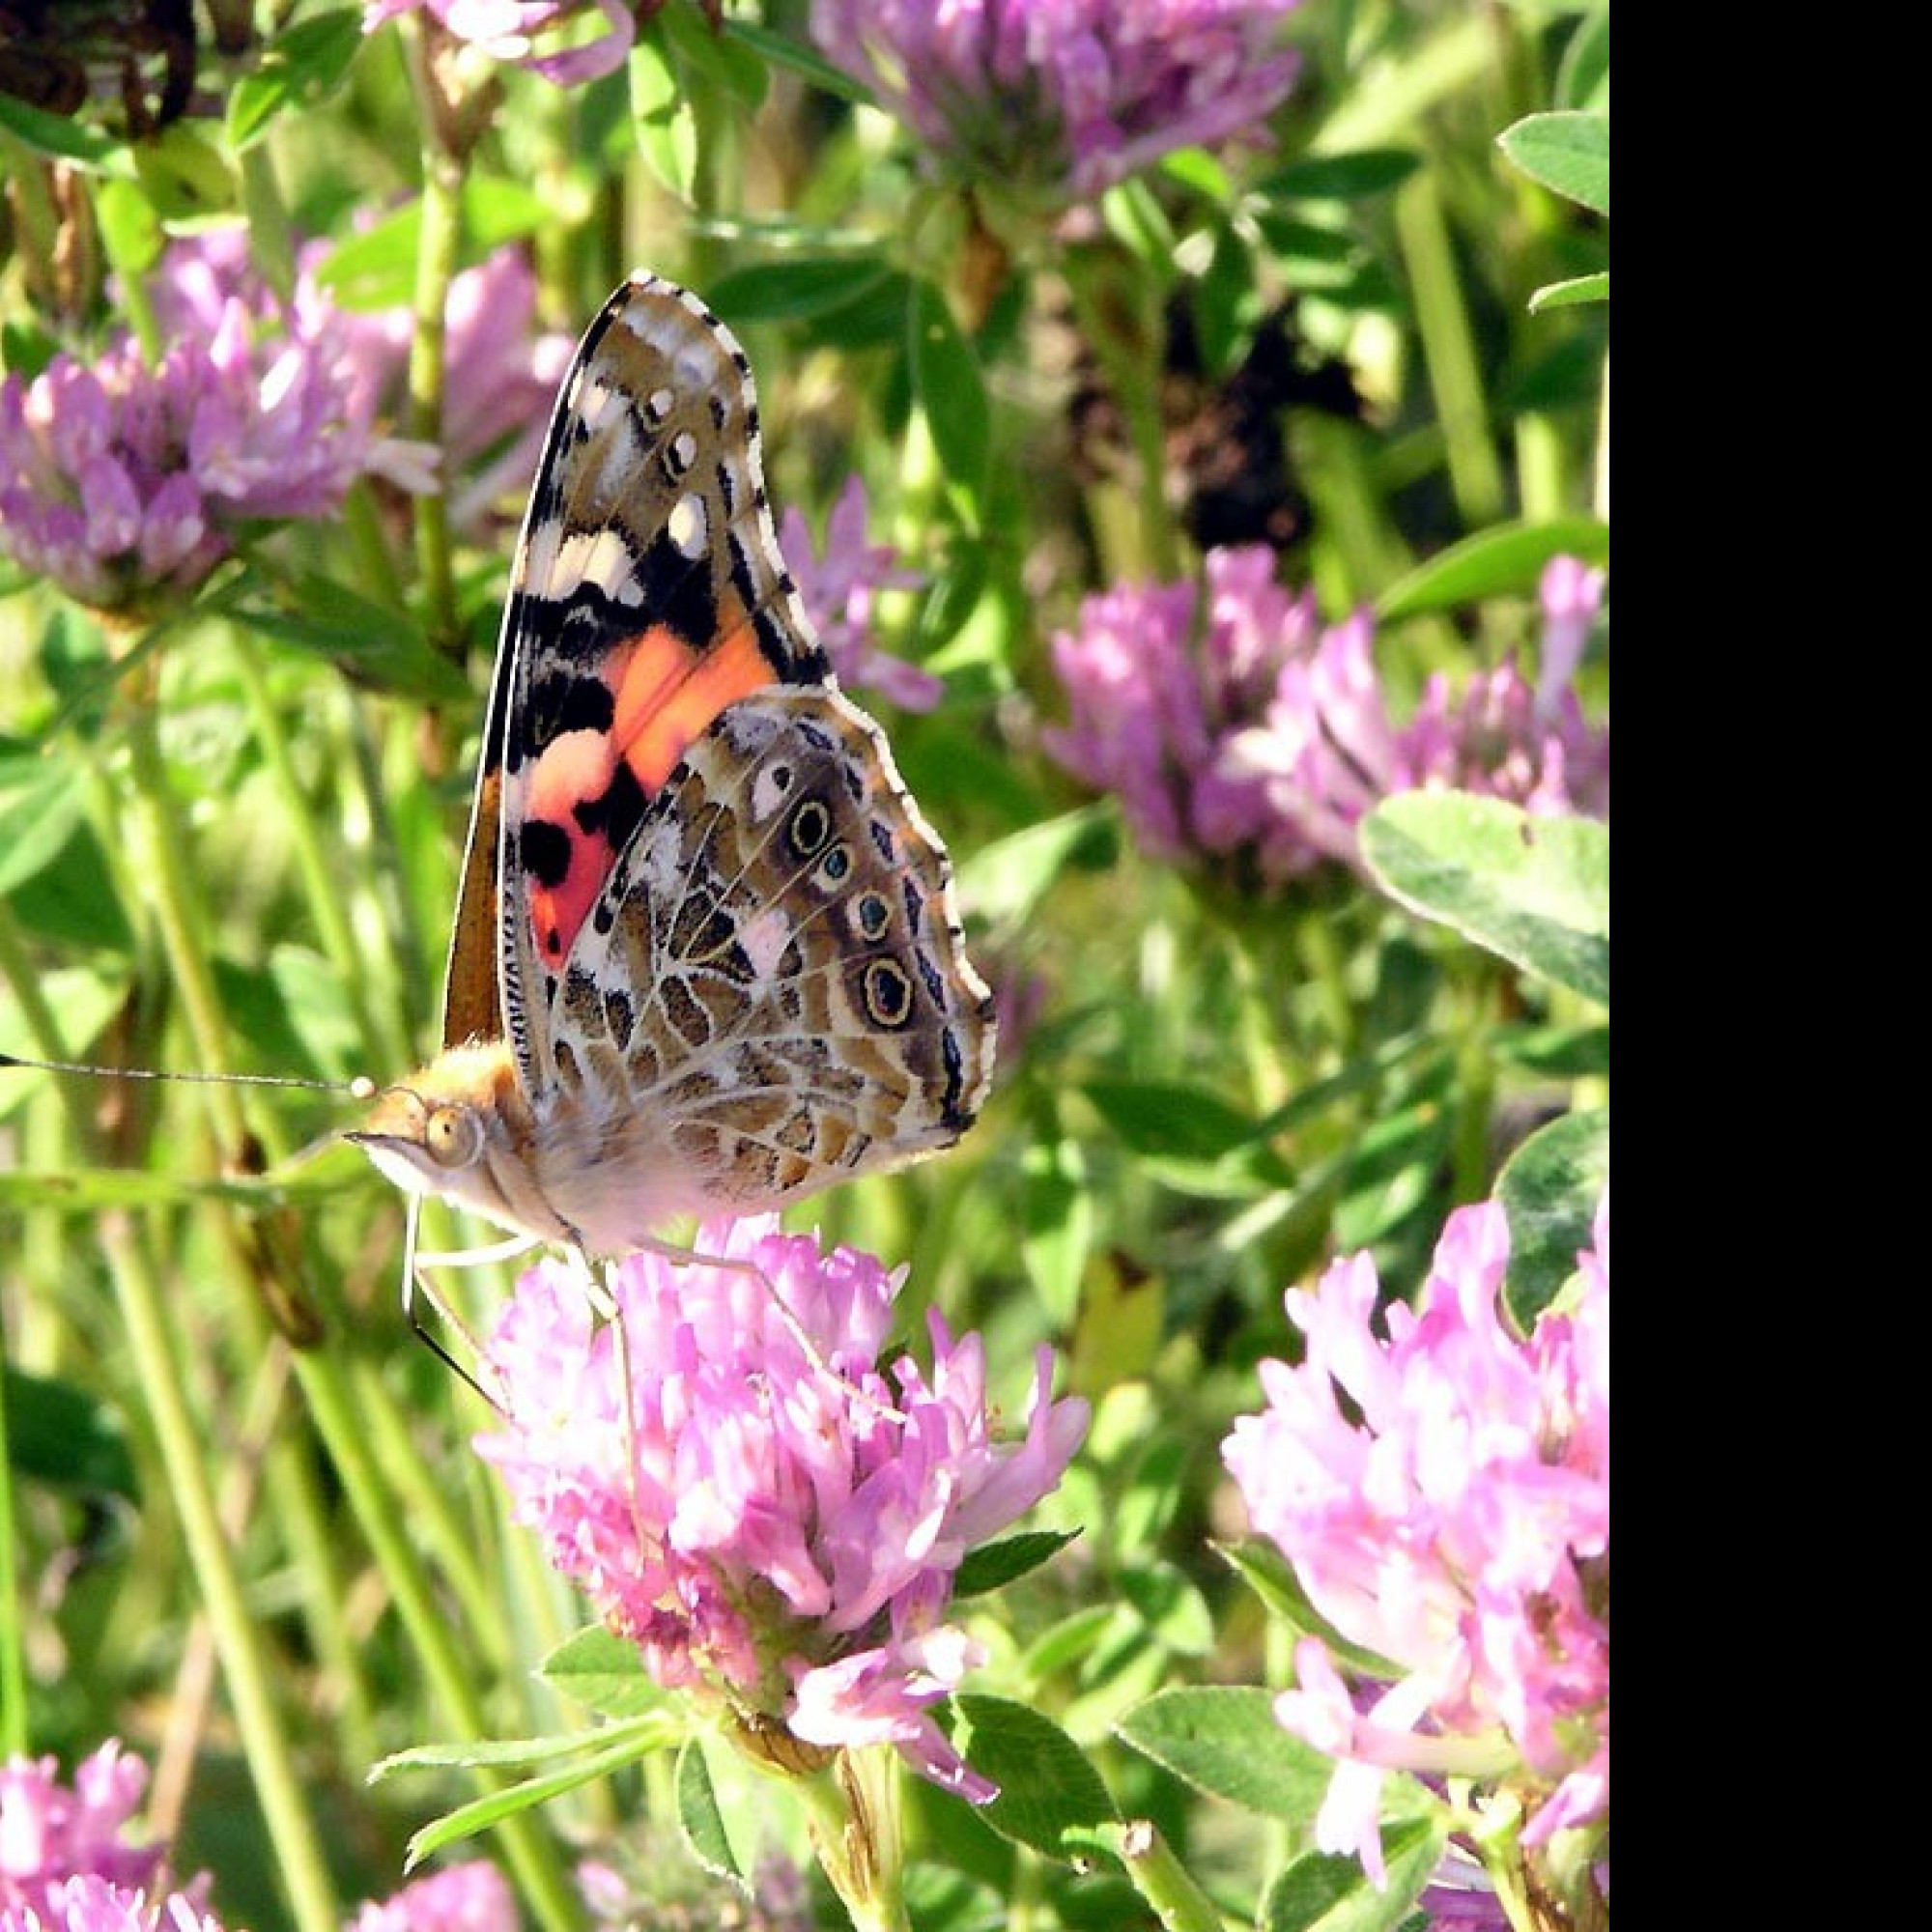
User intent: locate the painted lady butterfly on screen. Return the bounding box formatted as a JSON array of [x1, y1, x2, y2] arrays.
[[351, 274, 996, 1258]]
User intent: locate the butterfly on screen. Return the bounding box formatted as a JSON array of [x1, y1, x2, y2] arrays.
[[350, 273, 996, 1262]]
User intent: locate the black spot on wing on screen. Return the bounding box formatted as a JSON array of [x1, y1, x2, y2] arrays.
[[640, 529, 719, 652], [605, 986, 635, 1049], [524, 672, 616, 760], [939, 1028, 970, 1126], [521, 819, 571, 888], [914, 945, 946, 1006], [573, 757, 647, 853]]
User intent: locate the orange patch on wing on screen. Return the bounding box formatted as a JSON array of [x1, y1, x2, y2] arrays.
[[613, 604, 773, 793]]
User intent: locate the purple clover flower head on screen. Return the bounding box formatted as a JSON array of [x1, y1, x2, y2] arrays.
[[810, 0, 1303, 205], [1394, 656, 1609, 821], [361, 0, 639, 84], [346, 1861, 519, 1932], [1535, 553, 1605, 723], [781, 474, 942, 711], [475, 1217, 1089, 1803], [1, 238, 380, 613], [1044, 546, 1400, 884], [1221, 1195, 1610, 1889], [1044, 544, 1609, 890], [1, 1876, 228, 1932], [0, 1742, 216, 1930], [1040, 572, 1206, 862]]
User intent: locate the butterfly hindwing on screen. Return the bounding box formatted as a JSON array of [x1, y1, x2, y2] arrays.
[[441, 274, 831, 1078], [542, 688, 996, 1211]]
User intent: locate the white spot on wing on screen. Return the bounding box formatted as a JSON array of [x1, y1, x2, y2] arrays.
[[668, 495, 708, 558], [751, 764, 791, 820], [737, 908, 791, 984], [588, 416, 644, 499], [576, 375, 627, 435], [522, 517, 562, 594], [554, 528, 642, 604]]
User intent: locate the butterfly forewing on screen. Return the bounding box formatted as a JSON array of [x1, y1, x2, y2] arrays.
[[442, 274, 830, 1067]]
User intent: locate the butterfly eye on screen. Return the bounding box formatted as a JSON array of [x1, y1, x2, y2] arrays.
[[424, 1105, 485, 1170]]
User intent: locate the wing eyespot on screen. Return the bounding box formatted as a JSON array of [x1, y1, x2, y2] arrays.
[[861, 958, 914, 1029], [788, 798, 832, 857]]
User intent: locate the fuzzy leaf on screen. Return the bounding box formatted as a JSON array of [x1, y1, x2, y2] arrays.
[[1260, 1816, 1447, 1932], [954, 1529, 1082, 1602], [1497, 111, 1609, 215], [1375, 518, 1607, 622], [949, 1697, 1117, 1861], [228, 9, 362, 149], [676, 1740, 747, 1889], [1360, 794, 1608, 1005], [1528, 270, 1610, 312], [1115, 1686, 1334, 1822], [1499, 1109, 1609, 1328], [539, 1626, 673, 1720]]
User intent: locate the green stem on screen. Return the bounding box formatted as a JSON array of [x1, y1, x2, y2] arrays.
[[1595, 354, 1609, 522], [404, 31, 468, 661], [126, 705, 575, 1918], [268, 1429, 381, 1773], [347, 699, 435, 1046], [0, 894, 106, 1764], [304, 1353, 582, 1929], [1289, 411, 1428, 620], [99, 1209, 341, 1932], [1308, 14, 1495, 155], [356, 1353, 513, 1668], [0, 901, 96, 1144], [1448, 963, 1498, 1205], [0, 133, 60, 291], [0, 1323, 23, 1760], [94, 206, 162, 365], [115, 703, 340, 1929], [1062, 245, 1177, 581], [1295, 903, 1358, 1065], [124, 707, 251, 1148], [1514, 412, 1567, 525], [1106, 1817, 1226, 1932], [798, 1749, 908, 1932], [340, 480, 410, 613], [229, 635, 405, 1072], [120, 697, 569, 1917], [1394, 172, 1505, 529]]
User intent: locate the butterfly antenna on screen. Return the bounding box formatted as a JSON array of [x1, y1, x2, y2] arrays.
[[0, 1052, 376, 1098]]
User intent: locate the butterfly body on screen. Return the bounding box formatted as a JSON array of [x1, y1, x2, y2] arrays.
[[354, 275, 994, 1253]]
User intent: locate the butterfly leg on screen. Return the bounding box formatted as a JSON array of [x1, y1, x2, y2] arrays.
[[397, 1195, 538, 1408]]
